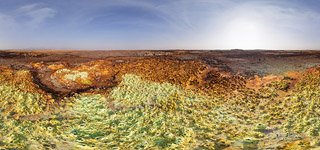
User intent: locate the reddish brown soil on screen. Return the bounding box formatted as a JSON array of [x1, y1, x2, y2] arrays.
[[1, 50, 320, 99]]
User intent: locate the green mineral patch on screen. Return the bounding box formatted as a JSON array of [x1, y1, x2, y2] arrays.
[[281, 68, 320, 136], [1, 70, 320, 149], [0, 84, 46, 118], [0, 85, 51, 149], [56, 69, 91, 84]]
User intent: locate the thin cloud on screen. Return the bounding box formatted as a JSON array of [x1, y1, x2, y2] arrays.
[[16, 3, 57, 28], [0, 3, 57, 30], [0, 13, 15, 28], [0, 0, 320, 50], [68, 0, 205, 32], [210, 1, 320, 49]]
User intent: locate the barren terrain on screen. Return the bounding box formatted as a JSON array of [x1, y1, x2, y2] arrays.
[[1, 50, 320, 149]]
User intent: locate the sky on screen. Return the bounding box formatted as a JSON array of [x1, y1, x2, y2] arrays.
[[0, 0, 320, 50]]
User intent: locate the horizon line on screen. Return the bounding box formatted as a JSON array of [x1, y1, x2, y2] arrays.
[[1, 48, 320, 51]]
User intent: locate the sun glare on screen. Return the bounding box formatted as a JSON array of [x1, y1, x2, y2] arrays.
[[221, 18, 267, 49]]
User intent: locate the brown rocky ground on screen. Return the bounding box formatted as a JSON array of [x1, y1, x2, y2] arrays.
[[1, 50, 320, 99], [1, 50, 320, 149]]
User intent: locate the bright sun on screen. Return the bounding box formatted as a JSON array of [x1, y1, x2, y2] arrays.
[[221, 18, 268, 49]]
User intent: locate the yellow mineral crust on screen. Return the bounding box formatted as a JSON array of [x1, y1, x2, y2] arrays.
[[1, 55, 320, 149]]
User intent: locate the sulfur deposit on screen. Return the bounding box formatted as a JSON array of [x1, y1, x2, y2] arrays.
[[1, 50, 320, 149]]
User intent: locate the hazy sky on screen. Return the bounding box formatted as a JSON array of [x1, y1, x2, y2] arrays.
[[0, 0, 320, 50]]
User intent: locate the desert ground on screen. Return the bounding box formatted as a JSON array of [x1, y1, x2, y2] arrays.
[[1, 50, 320, 149]]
